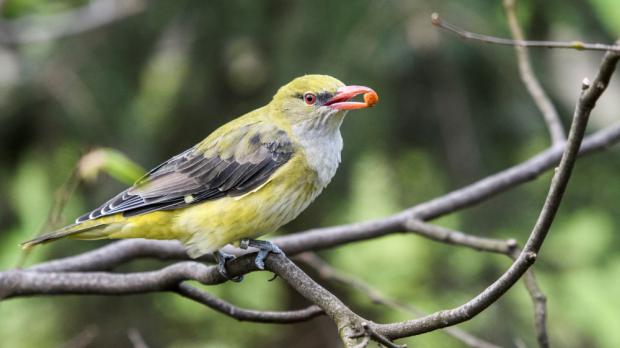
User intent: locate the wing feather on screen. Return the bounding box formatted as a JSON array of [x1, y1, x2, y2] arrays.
[[76, 121, 294, 223]]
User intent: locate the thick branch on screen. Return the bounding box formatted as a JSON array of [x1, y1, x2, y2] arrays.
[[1, 257, 323, 325], [263, 254, 399, 347], [1, 261, 225, 298]]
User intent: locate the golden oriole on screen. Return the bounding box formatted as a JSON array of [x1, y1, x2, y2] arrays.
[[22, 75, 379, 279]]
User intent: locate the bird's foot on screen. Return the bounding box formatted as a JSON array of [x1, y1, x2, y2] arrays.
[[213, 250, 243, 282], [239, 239, 284, 270]]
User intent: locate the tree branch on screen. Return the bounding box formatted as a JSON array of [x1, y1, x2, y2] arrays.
[[404, 219, 516, 254], [175, 283, 324, 323], [431, 13, 620, 52], [127, 328, 150, 348], [519, 265, 548, 348], [1, 261, 226, 298], [297, 253, 503, 348], [372, 48, 620, 340], [1, 257, 324, 325], [262, 254, 400, 347], [503, 0, 565, 146], [406, 220, 547, 348]]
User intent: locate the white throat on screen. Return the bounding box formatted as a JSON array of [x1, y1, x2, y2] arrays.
[[292, 113, 345, 187]]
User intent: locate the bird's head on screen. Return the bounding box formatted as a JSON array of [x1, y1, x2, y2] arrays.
[[271, 75, 378, 134]]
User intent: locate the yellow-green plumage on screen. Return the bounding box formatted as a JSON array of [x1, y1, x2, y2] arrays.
[[22, 75, 375, 258]]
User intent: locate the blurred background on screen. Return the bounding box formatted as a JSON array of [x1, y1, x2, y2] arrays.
[[1, 0, 620, 347]]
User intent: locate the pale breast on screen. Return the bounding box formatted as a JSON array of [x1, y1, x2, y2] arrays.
[[292, 117, 344, 188]]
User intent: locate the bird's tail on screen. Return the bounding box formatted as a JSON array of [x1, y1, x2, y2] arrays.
[[20, 219, 114, 250]]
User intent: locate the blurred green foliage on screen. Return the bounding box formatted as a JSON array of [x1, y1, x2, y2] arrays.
[[1, 0, 620, 347]]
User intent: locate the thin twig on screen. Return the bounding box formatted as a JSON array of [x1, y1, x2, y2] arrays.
[[520, 265, 548, 348], [17, 166, 81, 268], [407, 221, 547, 348], [431, 13, 620, 53], [175, 283, 324, 323], [404, 219, 516, 254], [503, 0, 565, 146], [361, 322, 406, 348], [127, 328, 150, 348], [59, 325, 99, 348]]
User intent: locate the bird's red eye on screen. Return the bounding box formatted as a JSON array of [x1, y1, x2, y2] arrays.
[[303, 92, 317, 105]]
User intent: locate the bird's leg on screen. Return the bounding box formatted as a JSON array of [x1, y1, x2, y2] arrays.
[[213, 250, 243, 282], [239, 239, 284, 270]]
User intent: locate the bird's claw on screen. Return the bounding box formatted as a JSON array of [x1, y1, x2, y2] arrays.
[[213, 250, 243, 282], [240, 239, 283, 270]]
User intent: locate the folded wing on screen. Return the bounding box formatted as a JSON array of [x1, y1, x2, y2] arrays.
[[77, 121, 294, 223]]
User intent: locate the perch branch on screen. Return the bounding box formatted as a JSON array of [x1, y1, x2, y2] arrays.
[[1, 257, 324, 324]]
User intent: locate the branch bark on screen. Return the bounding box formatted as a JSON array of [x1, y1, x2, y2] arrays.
[[1, 257, 324, 325]]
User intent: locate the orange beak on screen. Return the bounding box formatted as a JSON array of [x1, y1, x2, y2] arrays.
[[325, 85, 379, 110]]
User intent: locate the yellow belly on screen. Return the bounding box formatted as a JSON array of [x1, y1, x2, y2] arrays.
[[106, 154, 323, 257]]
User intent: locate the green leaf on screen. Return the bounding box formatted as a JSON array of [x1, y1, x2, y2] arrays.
[[78, 148, 145, 185]]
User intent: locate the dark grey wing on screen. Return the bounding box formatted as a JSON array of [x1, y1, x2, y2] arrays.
[[76, 122, 294, 223]]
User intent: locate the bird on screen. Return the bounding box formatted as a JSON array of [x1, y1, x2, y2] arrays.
[[21, 74, 379, 280]]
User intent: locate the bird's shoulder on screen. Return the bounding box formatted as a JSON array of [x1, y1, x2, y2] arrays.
[[196, 107, 295, 161]]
